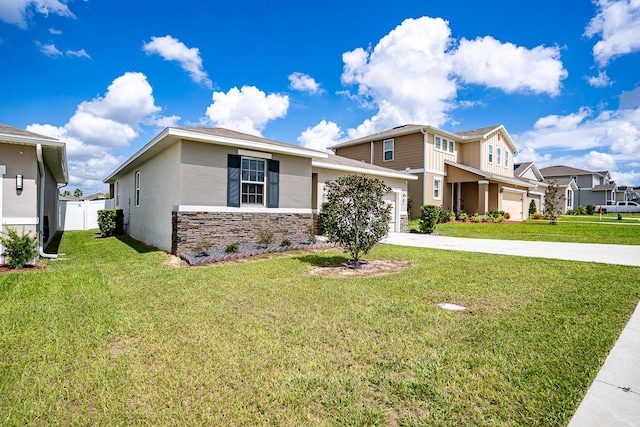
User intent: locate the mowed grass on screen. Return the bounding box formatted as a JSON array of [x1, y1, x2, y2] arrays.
[[418, 219, 640, 245], [1, 231, 639, 425]]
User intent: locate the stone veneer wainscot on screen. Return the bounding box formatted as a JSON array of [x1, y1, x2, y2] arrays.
[[172, 211, 313, 254]]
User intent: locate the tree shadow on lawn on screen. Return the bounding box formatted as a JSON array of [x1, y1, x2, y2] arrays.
[[115, 235, 160, 254], [294, 253, 351, 267]]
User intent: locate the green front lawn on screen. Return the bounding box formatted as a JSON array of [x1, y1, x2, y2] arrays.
[[409, 218, 640, 245], [1, 231, 639, 425]]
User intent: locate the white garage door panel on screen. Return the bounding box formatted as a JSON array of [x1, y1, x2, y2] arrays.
[[502, 191, 523, 221]]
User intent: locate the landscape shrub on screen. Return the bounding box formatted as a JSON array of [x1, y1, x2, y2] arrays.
[[504, 212, 511, 220], [0, 227, 38, 269], [457, 210, 468, 222], [280, 238, 292, 247], [97, 209, 124, 237], [306, 225, 317, 244], [195, 237, 214, 256], [225, 243, 239, 254], [319, 202, 339, 237], [257, 228, 275, 246], [533, 213, 543, 220], [586, 204, 596, 215], [438, 209, 456, 223], [419, 205, 440, 233], [486, 209, 505, 223], [529, 199, 537, 216], [472, 211, 482, 223]]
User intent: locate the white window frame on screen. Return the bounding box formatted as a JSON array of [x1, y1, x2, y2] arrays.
[[497, 147, 502, 167], [435, 135, 454, 154], [241, 157, 266, 206], [433, 177, 442, 200], [134, 171, 140, 206], [488, 144, 494, 164], [504, 151, 509, 168], [567, 189, 573, 208], [383, 139, 394, 162]]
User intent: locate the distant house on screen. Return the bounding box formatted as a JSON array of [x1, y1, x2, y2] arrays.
[[539, 165, 624, 207], [544, 177, 579, 214], [0, 124, 68, 261], [104, 127, 415, 254], [513, 162, 547, 214], [331, 124, 546, 220]]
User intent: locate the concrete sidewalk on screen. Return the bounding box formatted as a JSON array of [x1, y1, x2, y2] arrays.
[[381, 233, 640, 426]]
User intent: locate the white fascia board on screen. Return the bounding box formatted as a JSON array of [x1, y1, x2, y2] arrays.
[[176, 205, 312, 214], [105, 127, 328, 183], [0, 133, 63, 147], [312, 160, 418, 180], [170, 128, 327, 160]]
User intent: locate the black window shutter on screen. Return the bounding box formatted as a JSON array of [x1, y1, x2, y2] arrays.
[[267, 159, 279, 208], [227, 154, 241, 207]]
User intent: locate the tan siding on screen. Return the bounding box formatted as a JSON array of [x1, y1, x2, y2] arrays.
[[334, 144, 371, 164], [483, 132, 515, 177], [374, 133, 424, 170], [426, 132, 457, 172], [457, 141, 481, 169]]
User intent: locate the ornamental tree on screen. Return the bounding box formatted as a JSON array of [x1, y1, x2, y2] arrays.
[[322, 175, 392, 266], [544, 179, 564, 225]]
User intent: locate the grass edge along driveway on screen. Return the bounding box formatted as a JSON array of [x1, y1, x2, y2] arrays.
[[1, 230, 639, 426]]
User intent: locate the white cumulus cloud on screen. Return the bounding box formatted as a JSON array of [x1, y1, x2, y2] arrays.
[[27, 72, 171, 192], [585, 0, 640, 66], [341, 16, 568, 138], [204, 86, 289, 136], [288, 72, 323, 94], [0, 0, 74, 29], [143, 35, 212, 88], [453, 36, 567, 95], [586, 70, 613, 87], [297, 120, 343, 152]]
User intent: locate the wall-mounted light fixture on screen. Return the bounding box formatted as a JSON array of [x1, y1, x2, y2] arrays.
[[16, 174, 23, 191]]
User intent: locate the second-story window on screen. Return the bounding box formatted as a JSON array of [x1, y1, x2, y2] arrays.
[[497, 147, 502, 166], [488, 144, 494, 164], [383, 139, 394, 161], [435, 136, 454, 154], [504, 151, 509, 168]]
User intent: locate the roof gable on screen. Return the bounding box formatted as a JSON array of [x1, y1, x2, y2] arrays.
[[105, 127, 328, 183]]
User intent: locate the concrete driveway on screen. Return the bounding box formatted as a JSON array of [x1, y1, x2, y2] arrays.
[[381, 232, 640, 267]]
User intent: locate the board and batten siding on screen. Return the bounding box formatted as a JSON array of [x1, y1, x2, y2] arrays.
[[482, 131, 514, 177]]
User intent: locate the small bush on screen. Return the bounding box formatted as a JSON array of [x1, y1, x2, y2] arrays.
[[457, 211, 468, 222], [195, 237, 214, 256], [280, 238, 292, 247], [472, 211, 482, 223], [576, 206, 587, 215], [225, 243, 240, 254], [0, 227, 38, 269], [306, 225, 317, 244], [529, 199, 537, 216], [486, 209, 505, 223], [586, 204, 596, 215], [504, 212, 511, 220], [438, 209, 456, 223], [533, 213, 543, 220], [257, 228, 275, 246], [419, 205, 440, 233], [97, 209, 124, 237], [319, 202, 339, 236]]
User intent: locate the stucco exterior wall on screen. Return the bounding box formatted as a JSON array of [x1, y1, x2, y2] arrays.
[[2, 143, 38, 220], [114, 141, 181, 252]]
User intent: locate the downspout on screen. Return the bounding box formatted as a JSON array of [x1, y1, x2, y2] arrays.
[[370, 141, 374, 164], [421, 128, 429, 207], [36, 144, 57, 259]]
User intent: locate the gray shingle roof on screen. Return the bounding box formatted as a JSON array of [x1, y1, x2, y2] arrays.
[[0, 123, 58, 140], [540, 165, 602, 177], [455, 125, 502, 138]]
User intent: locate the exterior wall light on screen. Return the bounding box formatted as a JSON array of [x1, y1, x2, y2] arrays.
[[16, 174, 23, 190]]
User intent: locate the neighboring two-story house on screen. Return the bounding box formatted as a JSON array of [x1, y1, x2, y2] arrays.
[[331, 124, 544, 220], [539, 166, 625, 208]]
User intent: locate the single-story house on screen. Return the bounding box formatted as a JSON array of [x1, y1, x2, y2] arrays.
[[0, 124, 68, 262], [104, 127, 415, 254]]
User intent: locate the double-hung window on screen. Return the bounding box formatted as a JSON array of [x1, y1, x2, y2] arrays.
[[497, 147, 502, 166], [383, 139, 394, 161], [433, 177, 442, 200], [488, 144, 494, 164], [504, 151, 509, 168], [134, 171, 140, 206], [241, 157, 266, 205]]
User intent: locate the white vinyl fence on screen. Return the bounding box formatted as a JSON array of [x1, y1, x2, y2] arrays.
[[58, 199, 115, 231]]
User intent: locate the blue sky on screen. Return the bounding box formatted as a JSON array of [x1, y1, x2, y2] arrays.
[[1, 0, 640, 194]]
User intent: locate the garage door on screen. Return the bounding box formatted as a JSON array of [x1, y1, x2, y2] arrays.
[[502, 191, 524, 221]]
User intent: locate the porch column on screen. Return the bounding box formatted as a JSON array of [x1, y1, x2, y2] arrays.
[[478, 180, 489, 216]]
